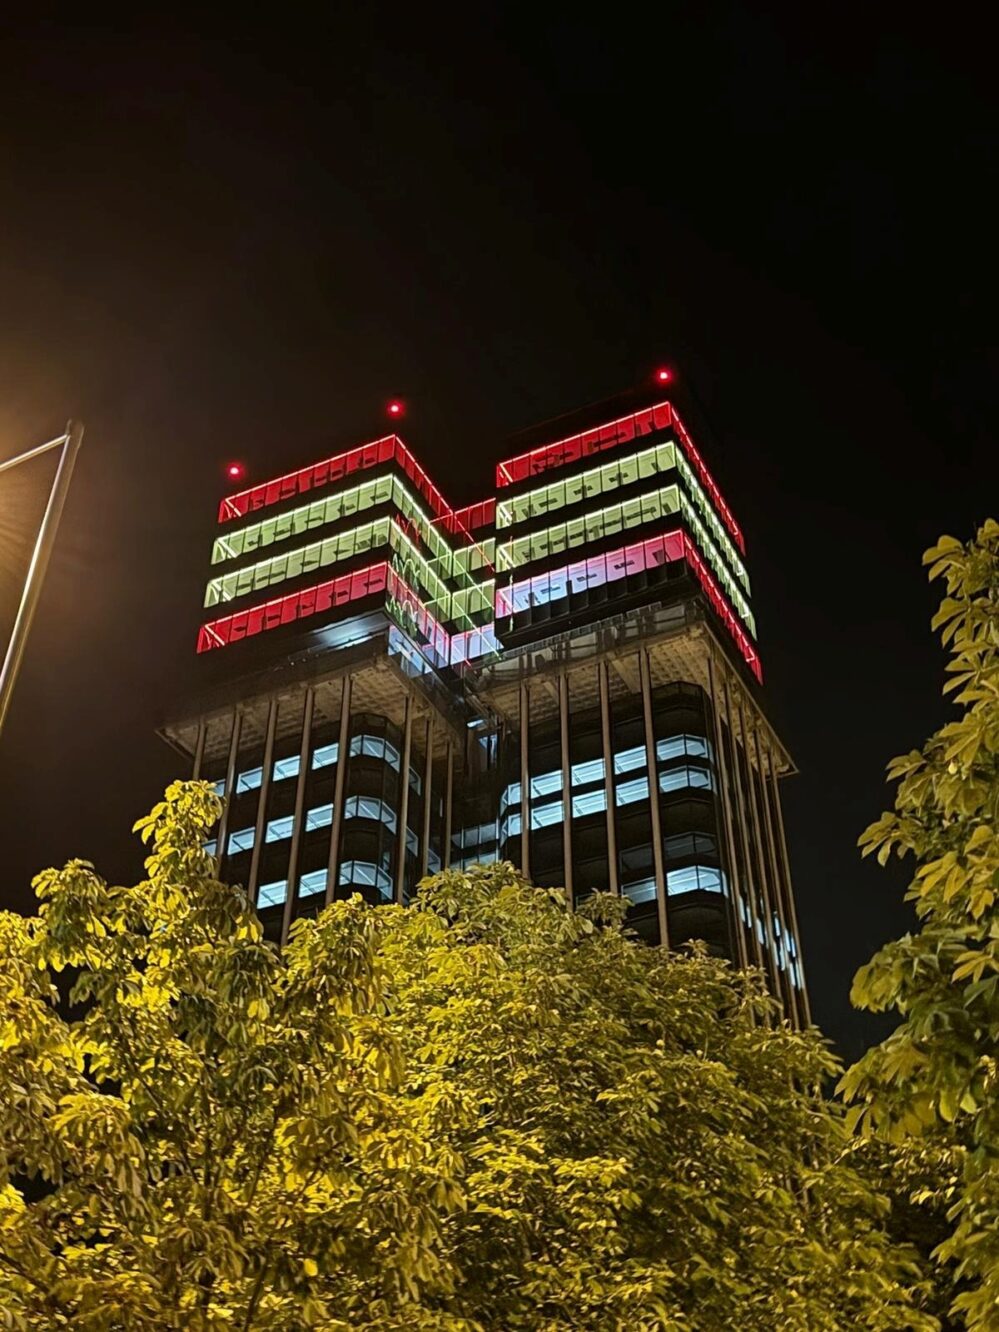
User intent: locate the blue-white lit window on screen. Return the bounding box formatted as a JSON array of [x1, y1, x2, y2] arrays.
[[623, 878, 657, 905], [236, 767, 263, 794], [666, 864, 726, 895], [227, 826, 255, 855], [257, 878, 288, 908], [265, 814, 295, 843], [339, 860, 392, 898], [299, 869, 327, 898], [310, 744, 337, 771]]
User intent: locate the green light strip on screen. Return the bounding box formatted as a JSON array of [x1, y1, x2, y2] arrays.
[[496, 437, 749, 594]]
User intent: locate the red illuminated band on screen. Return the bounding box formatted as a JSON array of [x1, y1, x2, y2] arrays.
[[495, 401, 744, 554], [197, 561, 499, 667], [495, 528, 760, 681], [197, 562, 390, 652], [218, 435, 452, 528]]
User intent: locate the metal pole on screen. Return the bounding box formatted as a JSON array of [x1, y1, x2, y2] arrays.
[[420, 717, 433, 880], [0, 422, 84, 738], [754, 723, 800, 1028], [192, 720, 207, 780], [283, 687, 315, 944], [639, 649, 669, 949], [558, 671, 573, 905], [519, 679, 531, 878], [707, 655, 748, 970], [325, 676, 352, 906], [395, 694, 414, 904], [248, 698, 279, 902], [443, 740, 454, 869], [767, 742, 812, 1026], [598, 659, 619, 895], [215, 709, 242, 868]]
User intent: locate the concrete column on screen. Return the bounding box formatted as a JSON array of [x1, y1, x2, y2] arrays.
[[754, 723, 801, 1028], [192, 720, 206, 779], [598, 659, 619, 895], [395, 695, 414, 904], [737, 691, 782, 1001], [420, 717, 434, 880], [766, 742, 812, 1025], [519, 679, 531, 878], [282, 687, 315, 945], [639, 649, 669, 948], [443, 740, 454, 869], [247, 698, 278, 901], [216, 709, 243, 868], [721, 674, 765, 974], [558, 671, 573, 904], [325, 675, 353, 907], [707, 655, 749, 970]]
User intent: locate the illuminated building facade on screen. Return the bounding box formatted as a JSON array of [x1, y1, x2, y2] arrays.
[[161, 381, 809, 1025]]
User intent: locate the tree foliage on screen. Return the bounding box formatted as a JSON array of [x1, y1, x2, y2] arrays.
[[0, 782, 935, 1329], [842, 519, 999, 1329]]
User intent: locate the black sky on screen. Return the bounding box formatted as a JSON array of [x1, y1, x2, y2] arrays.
[[0, 8, 995, 1058]]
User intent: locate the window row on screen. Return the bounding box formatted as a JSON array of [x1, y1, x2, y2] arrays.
[[496, 402, 673, 487], [219, 435, 450, 526], [198, 564, 389, 652], [205, 517, 449, 610], [495, 529, 686, 618], [226, 790, 423, 858], [499, 763, 714, 838], [623, 863, 727, 904], [496, 483, 681, 572], [679, 496, 754, 633], [213, 472, 455, 571], [496, 442, 677, 530], [213, 730, 424, 805], [499, 734, 712, 813]]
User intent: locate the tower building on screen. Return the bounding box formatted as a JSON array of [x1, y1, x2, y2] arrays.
[[161, 378, 808, 1025]]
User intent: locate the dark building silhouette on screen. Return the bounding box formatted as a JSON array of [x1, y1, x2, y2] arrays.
[[161, 376, 808, 1025]]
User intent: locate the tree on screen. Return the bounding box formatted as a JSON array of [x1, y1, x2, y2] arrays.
[[841, 519, 999, 1330], [1, 782, 934, 1330]]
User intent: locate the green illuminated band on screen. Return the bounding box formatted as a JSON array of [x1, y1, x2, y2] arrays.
[[496, 437, 749, 593], [204, 518, 459, 625]]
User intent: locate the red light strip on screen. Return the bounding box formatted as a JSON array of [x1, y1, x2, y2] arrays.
[[197, 558, 498, 667], [494, 526, 760, 681], [495, 400, 744, 555], [496, 403, 672, 488], [217, 435, 453, 527], [197, 562, 390, 652], [681, 534, 760, 680], [670, 408, 744, 553]]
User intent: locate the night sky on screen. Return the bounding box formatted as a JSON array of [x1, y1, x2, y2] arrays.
[[1, 10, 995, 1059]]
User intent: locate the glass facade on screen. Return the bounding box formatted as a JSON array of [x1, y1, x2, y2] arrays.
[[167, 386, 807, 1025]]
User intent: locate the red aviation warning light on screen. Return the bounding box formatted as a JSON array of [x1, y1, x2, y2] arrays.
[[655, 367, 673, 384], [225, 462, 245, 481], [387, 399, 405, 418]]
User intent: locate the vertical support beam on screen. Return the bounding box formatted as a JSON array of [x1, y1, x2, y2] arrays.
[[283, 687, 315, 944], [395, 694, 414, 905], [420, 717, 433, 880], [766, 741, 812, 1026], [736, 691, 782, 1001], [443, 739, 454, 869], [598, 659, 619, 894], [215, 709, 242, 867], [721, 674, 765, 974], [325, 676, 352, 907], [754, 723, 800, 1028], [192, 720, 206, 780], [639, 649, 669, 949], [247, 698, 278, 901], [519, 679, 531, 879], [558, 670, 573, 905], [707, 655, 749, 970]]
